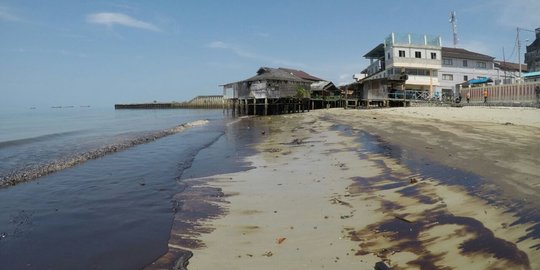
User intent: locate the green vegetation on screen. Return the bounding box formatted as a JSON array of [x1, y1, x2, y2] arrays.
[[295, 87, 309, 99]]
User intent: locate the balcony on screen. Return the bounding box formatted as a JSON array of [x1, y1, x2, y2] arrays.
[[385, 33, 442, 48], [389, 57, 441, 70], [362, 60, 386, 76]]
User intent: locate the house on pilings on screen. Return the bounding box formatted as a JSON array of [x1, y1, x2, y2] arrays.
[[223, 67, 339, 115]]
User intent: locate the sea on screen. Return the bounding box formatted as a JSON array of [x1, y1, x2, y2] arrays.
[[0, 106, 247, 269]]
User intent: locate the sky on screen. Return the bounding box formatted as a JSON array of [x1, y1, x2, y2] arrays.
[[1, 0, 539, 109]]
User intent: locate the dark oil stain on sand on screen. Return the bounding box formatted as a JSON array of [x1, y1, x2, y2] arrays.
[[329, 124, 535, 270]]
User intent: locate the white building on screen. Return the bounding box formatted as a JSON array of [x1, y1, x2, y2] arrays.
[[361, 32, 442, 96], [437, 47, 528, 100]]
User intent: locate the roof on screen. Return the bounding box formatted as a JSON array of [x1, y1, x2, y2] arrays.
[[494, 61, 528, 72], [363, 43, 385, 59], [310, 81, 338, 91], [244, 67, 310, 83], [442, 47, 494, 61], [278, 67, 324, 81]]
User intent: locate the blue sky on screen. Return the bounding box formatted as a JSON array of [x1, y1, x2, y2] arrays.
[[1, 0, 539, 109]]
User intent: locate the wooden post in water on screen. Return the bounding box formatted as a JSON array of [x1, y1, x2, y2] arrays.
[[264, 98, 268, 116]]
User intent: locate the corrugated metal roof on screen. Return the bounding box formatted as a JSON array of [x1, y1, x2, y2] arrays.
[[494, 61, 528, 72], [442, 47, 494, 61], [278, 67, 324, 81], [244, 67, 309, 82]]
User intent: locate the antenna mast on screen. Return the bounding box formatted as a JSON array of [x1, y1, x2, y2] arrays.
[[449, 11, 458, 47]]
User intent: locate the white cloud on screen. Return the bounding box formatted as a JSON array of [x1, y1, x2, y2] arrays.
[[0, 5, 21, 22], [13, 47, 89, 58], [207, 41, 229, 49], [206, 41, 304, 67], [86, 12, 161, 32]]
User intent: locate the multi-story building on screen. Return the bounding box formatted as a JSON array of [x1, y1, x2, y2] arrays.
[[525, 28, 540, 73], [360, 32, 442, 96], [438, 47, 528, 99], [494, 60, 528, 84], [438, 47, 496, 99]]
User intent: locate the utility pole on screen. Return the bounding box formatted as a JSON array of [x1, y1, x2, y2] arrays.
[[502, 47, 507, 83], [517, 27, 522, 82], [517, 27, 535, 82]]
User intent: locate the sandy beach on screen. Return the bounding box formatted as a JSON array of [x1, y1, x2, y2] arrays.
[[160, 107, 540, 270]]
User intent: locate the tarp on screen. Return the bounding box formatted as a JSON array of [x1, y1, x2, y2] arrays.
[[522, 71, 540, 78], [467, 77, 493, 85]]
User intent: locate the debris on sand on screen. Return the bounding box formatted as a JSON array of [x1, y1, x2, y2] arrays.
[[262, 251, 273, 257], [374, 261, 392, 270], [276, 237, 286, 244], [393, 215, 413, 223]]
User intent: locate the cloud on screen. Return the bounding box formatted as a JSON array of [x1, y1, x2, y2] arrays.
[[256, 32, 270, 38], [86, 12, 160, 32], [14, 47, 89, 58], [206, 41, 304, 67], [0, 5, 22, 22]]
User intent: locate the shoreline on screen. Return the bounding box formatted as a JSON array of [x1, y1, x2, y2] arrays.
[[0, 120, 209, 189], [157, 107, 540, 269]]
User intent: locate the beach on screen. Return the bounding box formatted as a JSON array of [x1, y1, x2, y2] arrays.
[[169, 107, 540, 270]]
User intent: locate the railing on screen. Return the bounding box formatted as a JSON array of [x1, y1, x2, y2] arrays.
[[311, 95, 342, 101], [388, 90, 431, 100]]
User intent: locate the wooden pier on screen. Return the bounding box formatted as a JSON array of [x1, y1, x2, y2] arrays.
[[223, 98, 316, 116], [115, 95, 223, 109]]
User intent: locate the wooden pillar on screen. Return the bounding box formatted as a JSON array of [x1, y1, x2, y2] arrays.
[[264, 98, 268, 116], [252, 98, 256, 115]]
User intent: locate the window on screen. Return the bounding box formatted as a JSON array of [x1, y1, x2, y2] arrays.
[[415, 51, 422, 58], [476, 62, 487, 68], [442, 74, 454, 81], [431, 52, 437, 59], [443, 58, 453, 65], [388, 53, 391, 59], [464, 75, 468, 81], [463, 60, 468, 67], [398, 50, 405, 57]]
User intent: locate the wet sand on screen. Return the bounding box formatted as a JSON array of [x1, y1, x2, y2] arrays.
[[165, 107, 540, 270]]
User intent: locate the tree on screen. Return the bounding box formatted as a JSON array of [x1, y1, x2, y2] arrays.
[[295, 87, 309, 99]]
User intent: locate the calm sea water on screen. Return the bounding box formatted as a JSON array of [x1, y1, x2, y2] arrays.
[[0, 107, 236, 269]]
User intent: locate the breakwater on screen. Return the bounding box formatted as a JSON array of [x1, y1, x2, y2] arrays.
[[115, 95, 223, 109]]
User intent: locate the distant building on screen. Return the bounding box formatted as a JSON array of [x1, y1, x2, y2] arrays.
[[360, 32, 442, 96], [437, 47, 527, 100], [438, 47, 496, 99], [494, 60, 528, 84], [525, 27, 540, 72], [223, 67, 312, 100]]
